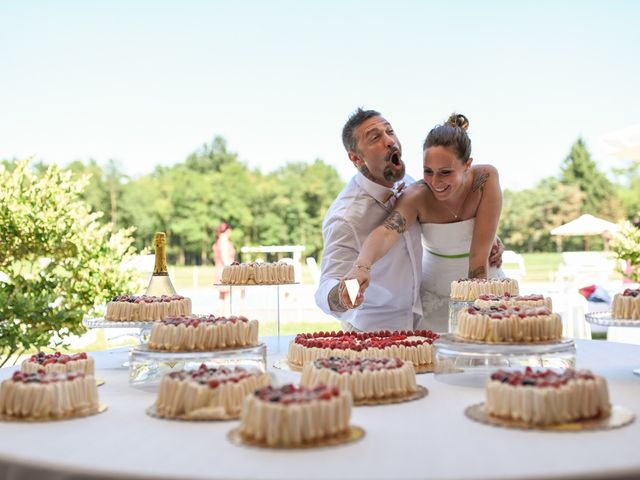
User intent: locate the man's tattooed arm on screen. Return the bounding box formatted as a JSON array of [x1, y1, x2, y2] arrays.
[[472, 170, 490, 193], [468, 266, 486, 279], [328, 283, 347, 312], [383, 211, 407, 234]]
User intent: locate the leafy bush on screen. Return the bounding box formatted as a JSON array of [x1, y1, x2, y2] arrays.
[[0, 160, 139, 366], [611, 221, 640, 283]]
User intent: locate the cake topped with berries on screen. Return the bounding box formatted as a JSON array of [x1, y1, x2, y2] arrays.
[[21, 351, 94, 376], [287, 329, 439, 370], [450, 278, 519, 301], [105, 294, 192, 321], [485, 367, 610, 425], [456, 305, 562, 343], [148, 314, 259, 351], [154, 364, 271, 420], [238, 384, 352, 447], [220, 261, 295, 285], [474, 293, 552, 310], [0, 370, 99, 420], [300, 357, 417, 402], [611, 288, 640, 320]]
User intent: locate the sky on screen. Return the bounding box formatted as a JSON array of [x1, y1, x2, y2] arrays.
[[1, 0, 639, 191]]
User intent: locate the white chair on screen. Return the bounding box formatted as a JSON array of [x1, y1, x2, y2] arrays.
[[556, 251, 615, 287], [306, 257, 320, 285], [501, 250, 526, 280]]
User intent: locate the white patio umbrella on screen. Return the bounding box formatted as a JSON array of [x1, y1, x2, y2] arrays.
[[551, 214, 618, 251]]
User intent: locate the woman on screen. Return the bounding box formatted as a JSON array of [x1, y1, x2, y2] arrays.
[[343, 113, 504, 331], [212, 223, 236, 301]]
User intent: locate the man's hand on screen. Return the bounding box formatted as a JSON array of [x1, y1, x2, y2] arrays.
[[338, 263, 371, 309], [489, 236, 504, 268]]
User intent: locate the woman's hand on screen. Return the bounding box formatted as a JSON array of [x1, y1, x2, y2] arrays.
[[339, 264, 371, 308], [489, 236, 504, 268]]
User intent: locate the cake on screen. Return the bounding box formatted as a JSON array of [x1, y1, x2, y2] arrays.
[[21, 351, 94, 376], [0, 370, 100, 420], [148, 314, 259, 351], [300, 357, 417, 402], [474, 293, 552, 310], [220, 261, 295, 285], [450, 278, 519, 301], [456, 306, 562, 343], [485, 367, 611, 425], [154, 364, 271, 420], [105, 294, 192, 321], [287, 330, 439, 370], [611, 288, 640, 320], [238, 384, 352, 447]]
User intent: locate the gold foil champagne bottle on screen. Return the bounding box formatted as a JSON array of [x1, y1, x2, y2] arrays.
[[145, 232, 177, 295]]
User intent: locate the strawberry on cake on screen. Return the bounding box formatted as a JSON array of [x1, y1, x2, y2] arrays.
[[287, 330, 439, 371], [21, 351, 94, 376], [611, 288, 640, 320], [450, 278, 519, 301], [105, 294, 192, 321], [300, 357, 417, 402], [220, 261, 295, 285], [238, 384, 352, 447], [148, 314, 259, 351], [457, 305, 562, 343], [154, 364, 271, 420], [485, 367, 610, 425], [474, 293, 552, 310], [0, 370, 100, 420]]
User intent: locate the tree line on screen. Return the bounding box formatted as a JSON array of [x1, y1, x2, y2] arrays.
[[3, 136, 639, 261]]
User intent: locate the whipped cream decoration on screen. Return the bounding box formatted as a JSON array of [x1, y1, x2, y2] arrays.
[[21, 351, 94, 376], [485, 367, 611, 425], [474, 293, 552, 310], [220, 261, 295, 285], [450, 278, 519, 301], [612, 288, 640, 320], [105, 294, 192, 321]]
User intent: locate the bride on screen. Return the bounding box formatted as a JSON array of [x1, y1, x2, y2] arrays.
[[343, 113, 504, 332]]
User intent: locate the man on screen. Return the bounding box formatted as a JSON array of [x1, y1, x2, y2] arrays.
[[315, 108, 423, 332], [315, 108, 503, 332]]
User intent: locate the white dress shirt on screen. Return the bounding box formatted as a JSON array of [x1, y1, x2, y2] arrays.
[[315, 172, 423, 331]]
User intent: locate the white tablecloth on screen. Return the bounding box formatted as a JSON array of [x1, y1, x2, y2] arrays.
[[0, 339, 639, 480]]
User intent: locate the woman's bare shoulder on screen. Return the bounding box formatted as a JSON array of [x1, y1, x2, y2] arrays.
[[470, 164, 499, 192]]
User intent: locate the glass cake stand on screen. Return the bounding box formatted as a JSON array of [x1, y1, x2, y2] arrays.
[[128, 342, 267, 391], [448, 300, 474, 333], [83, 317, 154, 342], [433, 333, 576, 387], [585, 312, 640, 376]]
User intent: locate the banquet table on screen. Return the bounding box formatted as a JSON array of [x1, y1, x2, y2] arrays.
[[0, 339, 639, 480]]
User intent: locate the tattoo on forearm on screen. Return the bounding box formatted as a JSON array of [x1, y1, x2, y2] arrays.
[[472, 171, 489, 192], [328, 284, 347, 312], [383, 211, 407, 234], [468, 266, 486, 279]]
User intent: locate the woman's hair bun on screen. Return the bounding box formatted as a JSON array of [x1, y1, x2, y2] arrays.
[[446, 113, 469, 131]]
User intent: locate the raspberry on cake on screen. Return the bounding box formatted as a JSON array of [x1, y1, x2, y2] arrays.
[[148, 314, 259, 351], [456, 305, 562, 343], [450, 278, 519, 301], [485, 367, 611, 425], [105, 294, 192, 321], [21, 351, 94, 376], [611, 288, 640, 320], [474, 293, 552, 310], [220, 261, 295, 285], [300, 357, 417, 402], [154, 364, 271, 420], [0, 370, 100, 420], [287, 330, 439, 370], [238, 384, 352, 447]]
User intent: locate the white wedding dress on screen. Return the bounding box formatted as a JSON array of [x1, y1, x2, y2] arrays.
[[419, 218, 504, 332]]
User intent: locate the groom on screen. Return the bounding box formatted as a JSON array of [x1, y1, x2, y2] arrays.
[[314, 108, 503, 332]]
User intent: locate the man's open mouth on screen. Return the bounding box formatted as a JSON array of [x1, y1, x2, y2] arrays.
[[389, 151, 400, 166]]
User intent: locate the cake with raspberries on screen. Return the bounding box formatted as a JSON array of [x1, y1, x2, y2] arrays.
[[287, 330, 439, 371], [105, 294, 192, 321], [611, 288, 640, 320], [154, 364, 271, 420], [450, 278, 519, 301], [21, 351, 94, 376], [220, 261, 295, 285], [300, 357, 417, 403], [0, 370, 100, 420], [456, 306, 562, 343], [148, 314, 259, 351], [474, 293, 552, 310], [238, 384, 352, 447], [485, 367, 610, 426]]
